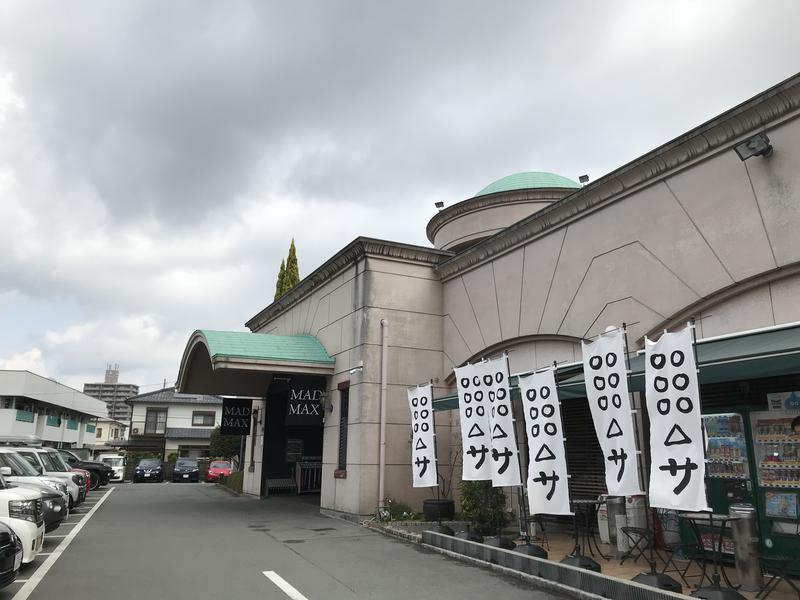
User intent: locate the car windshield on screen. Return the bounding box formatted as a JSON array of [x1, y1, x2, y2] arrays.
[[210, 461, 231, 469], [138, 459, 161, 468], [1, 452, 40, 476], [16, 452, 41, 472], [101, 457, 123, 467], [176, 460, 197, 468], [50, 452, 72, 472], [39, 452, 65, 472]]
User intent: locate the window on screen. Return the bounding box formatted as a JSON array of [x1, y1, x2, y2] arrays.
[[144, 408, 167, 434], [96, 427, 103, 439], [191, 411, 215, 426], [337, 389, 349, 471], [112, 428, 119, 439]]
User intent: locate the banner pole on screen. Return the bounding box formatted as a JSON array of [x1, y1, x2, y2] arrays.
[[623, 323, 656, 570]]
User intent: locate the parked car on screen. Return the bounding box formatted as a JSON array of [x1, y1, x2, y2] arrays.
[[96, 454, 125, 482], [0, 522, 22, 590], [1, 469, 66, 534], [0, 451, 68, 533], [0, 449, 70, 504], [70, 468, 92, 494], [15, 449, 85, 509], [171, 459, 199, 483], [206, 460, 233, 482], [0, 472, 44, 564], [133, 459, 163, 483], [58, 450, 113, 490]]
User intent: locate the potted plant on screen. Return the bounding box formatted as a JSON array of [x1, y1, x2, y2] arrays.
[[459, 480, 514, 548], [422, 445, 459, 522]]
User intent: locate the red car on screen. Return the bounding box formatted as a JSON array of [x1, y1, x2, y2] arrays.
[[206, 460, 232, 482], [71, 468, 91, 493]]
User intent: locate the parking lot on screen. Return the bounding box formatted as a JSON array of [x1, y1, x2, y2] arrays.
[[0, 481, 558, 600]]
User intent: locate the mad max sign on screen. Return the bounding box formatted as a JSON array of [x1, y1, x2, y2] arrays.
[[284, 377, 325, 426], [220, 398, 253, 435]]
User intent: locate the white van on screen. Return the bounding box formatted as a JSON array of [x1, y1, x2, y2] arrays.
[[96, 454, 125, 482]]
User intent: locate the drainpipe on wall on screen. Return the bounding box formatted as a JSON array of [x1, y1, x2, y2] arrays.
[[378, 318, 389, 510]]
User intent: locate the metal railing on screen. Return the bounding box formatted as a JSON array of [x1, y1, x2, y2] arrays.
[[295, 461, 322, 494]]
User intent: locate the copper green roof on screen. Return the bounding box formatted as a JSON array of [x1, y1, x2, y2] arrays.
[[475, 171, 580, 197], [198, 330, 335, 365]]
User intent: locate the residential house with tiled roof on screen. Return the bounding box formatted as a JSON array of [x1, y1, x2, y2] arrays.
[[121, 387, 223, 459]]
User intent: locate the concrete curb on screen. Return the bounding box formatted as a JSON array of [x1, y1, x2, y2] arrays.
[[214, 483, 244, 497], [421, 543, 608, 600], [368, 523, 599, 599]]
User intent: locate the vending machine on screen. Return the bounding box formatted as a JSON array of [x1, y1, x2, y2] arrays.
[[749, 409, 800, 561], [700, 413, 754, 553]]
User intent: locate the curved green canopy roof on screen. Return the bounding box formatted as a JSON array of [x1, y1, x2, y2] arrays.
[[475, 171, 580, 197], [199, 330, 334, 364]]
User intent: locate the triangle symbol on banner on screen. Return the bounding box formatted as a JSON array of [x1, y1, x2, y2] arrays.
[[534, 443, 556, 462], [491, 424, 508, 440], [665, 423, 692, 447], [467, 423, 485, 439], [415, 438, 427, 451], [606, 418, 623, 438]]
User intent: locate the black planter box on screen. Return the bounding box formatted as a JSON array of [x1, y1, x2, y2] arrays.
[[422, 499, 455, 522]]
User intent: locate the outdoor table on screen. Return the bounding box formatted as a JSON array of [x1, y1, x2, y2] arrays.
[[570, 498, 608, 560], [678, 512, 746, 600]]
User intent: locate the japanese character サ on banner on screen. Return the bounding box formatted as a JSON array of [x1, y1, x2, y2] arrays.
[[645, 326, 710, 511], [407, 383, 437, 488], [518, 369, 572, 516], [582, 329, 642, 496], [455, 357, 521, 486]]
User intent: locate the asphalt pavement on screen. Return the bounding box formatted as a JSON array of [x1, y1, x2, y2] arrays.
[[8, 482, 563, 600]]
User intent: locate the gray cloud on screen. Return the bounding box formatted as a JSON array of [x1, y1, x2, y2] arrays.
[[1, 0, 799, 388]]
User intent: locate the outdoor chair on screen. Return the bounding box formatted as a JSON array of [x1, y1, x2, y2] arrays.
[[660, 515, 711, 589], [619, 526, 652, 565], [757, 554, 800, 599]]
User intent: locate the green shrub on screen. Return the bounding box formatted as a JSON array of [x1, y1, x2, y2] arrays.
[[459, 481, 508, 536], [222, 470, 244, 494]]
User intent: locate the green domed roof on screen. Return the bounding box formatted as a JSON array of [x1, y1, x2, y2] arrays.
[[474, 171, 580, 197]]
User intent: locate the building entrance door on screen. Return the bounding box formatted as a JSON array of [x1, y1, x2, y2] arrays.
[[261, 375, 326, 499]]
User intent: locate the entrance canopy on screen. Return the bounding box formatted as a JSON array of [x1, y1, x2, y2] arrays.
[[433, 322, 800, 409], [176, 330, 335, 396]]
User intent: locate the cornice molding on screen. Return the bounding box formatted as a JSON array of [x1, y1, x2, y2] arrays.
[[426, 188, 574, 243], [245, 237, 452, 331], [436, 73, 800, 281]]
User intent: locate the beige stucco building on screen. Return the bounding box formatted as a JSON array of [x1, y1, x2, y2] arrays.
[[177, 73, 800, 517]]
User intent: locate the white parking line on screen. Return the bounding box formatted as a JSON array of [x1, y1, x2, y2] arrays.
[[12, 487, 114, 600], [263, 571, 309, 600]]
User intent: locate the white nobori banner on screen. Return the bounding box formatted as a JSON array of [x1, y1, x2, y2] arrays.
[[486, 356, 521, 487], [645, 326, 710, 511], [407, 383, 437, 488], [582, 329, 642, 496], [455, 357, 521, 485], [518, 369, 572, 516], [455, 362, 493, 481]]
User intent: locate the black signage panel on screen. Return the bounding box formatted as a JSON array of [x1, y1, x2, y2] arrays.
[[284, 377, 325, 426], [220, 398, 252, 435]]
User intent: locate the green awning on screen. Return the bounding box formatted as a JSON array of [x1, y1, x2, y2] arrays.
[[434, 324, 800, 409], [176, 330, 335, 396]]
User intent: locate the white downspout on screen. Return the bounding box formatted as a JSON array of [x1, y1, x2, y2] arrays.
[[378, 318, 389, 510]]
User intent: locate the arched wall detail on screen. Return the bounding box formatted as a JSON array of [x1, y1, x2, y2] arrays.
[[442, 112, 800, 366]]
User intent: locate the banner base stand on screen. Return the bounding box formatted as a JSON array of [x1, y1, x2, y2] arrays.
[[632, 568, 682, 593], [560, 553, 601, 572], [455, 530, 482, 543], [427, 524, 454, 536], [483, 535, 516, 550], [690, 584, 747, 600], [512, 543, 548, 559]]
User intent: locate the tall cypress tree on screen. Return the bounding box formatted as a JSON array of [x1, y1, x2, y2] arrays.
[[274, 258, 286, 301], [284, 238, 300, 291]]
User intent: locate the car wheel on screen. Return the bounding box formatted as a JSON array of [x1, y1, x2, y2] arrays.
[[89, 474, 100, 491], [68, 496, 74, 511]]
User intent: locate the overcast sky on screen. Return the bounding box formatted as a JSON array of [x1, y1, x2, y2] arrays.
[[1, 1, 799, 394]]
